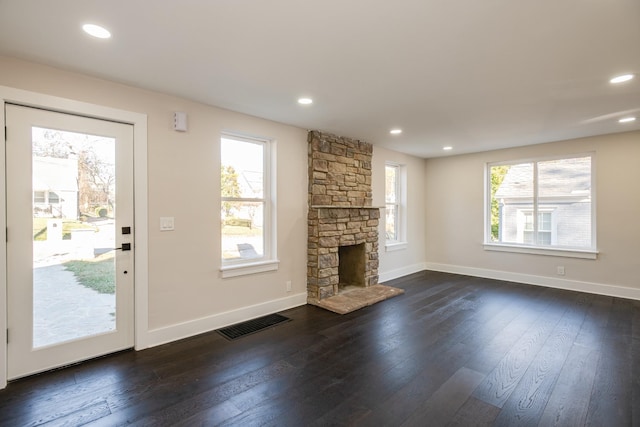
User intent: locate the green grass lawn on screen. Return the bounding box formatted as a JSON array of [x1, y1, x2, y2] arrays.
[[64, 258, 115, 294]]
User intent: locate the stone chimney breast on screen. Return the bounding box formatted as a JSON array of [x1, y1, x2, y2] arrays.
[[307, 131, 382, 305]]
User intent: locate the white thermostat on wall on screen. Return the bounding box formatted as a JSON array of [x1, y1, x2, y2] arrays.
[[173, 111, 188, 132]]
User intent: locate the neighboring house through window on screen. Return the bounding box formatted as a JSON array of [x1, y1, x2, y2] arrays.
[[34, 191, 46, 204], [486, 154, 596, 258], [32, 156, 78, 219], [220, 133, 278, 277], [385, 162, 407, 250]]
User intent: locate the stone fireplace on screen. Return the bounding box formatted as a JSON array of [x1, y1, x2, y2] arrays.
[[307, 131, 403, 313]]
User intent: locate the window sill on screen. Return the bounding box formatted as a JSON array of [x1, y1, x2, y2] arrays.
[[221, 259, 280, 278], [385, 242, 408, 252], [483, 243, 598, 260]]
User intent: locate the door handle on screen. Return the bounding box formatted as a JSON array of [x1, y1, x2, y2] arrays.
[[111, 243, 131, 251]]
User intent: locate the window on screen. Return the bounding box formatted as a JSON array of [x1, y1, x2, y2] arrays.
[[486, 154, 596, 258], [220, 134, 277, 277], [48, 191, 60, 204], [385, 162, 406, 250], [521, 211, 554, 245], [34, 191, 45, 203]]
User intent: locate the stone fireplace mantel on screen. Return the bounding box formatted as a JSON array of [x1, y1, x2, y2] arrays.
[[311, 205, 384, 210]]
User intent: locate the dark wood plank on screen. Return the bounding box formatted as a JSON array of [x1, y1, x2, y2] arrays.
[[633, 300, 640, 426], [537, 294, 611, 426], [174, 400, 242, 427], [464, 285, 556, 375], [585, 298, 634, 426], [0, 272, 637, 427], [448, 396, 501, 426], [352, 284, 523, 426], [492, 292, 592, 426], [217, 305, 469, 424], [471, 288, 570, 407], [400, 367, 486, 426]]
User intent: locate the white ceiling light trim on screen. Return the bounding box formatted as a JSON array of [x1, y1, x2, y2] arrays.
[[443, 146, 453, 151], [82, 24, 111, 39], [618, 117, 636, 123], [390, 129, 402, 135], [297, 98, 313, 105], [610, 74, 634, 84]]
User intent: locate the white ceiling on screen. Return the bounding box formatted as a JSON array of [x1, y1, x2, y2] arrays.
[[1, 0, 638, 158]]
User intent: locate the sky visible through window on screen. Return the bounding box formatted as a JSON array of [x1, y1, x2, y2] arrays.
[[221, 137, 262, 196], [33, 127, 115, 165]]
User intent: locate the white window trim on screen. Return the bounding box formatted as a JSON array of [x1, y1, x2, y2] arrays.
[[220, 259, 280, 278], [484, 153, 597, 258], [385, 241, 408, 252], [385, 162, 407, 249], [220, 132, 277, 276], [483, 243, 598, 259]]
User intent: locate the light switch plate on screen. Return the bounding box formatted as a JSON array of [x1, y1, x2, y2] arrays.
[[160, 217, 175, 231]]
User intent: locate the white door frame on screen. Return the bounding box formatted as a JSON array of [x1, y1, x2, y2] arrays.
[[0, 86, 149, 389]]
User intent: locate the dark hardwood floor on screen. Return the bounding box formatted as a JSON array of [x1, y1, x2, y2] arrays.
[[1, 271, 638, 426]]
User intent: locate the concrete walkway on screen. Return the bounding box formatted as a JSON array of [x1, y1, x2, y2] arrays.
[[33, 263, 115, 348]]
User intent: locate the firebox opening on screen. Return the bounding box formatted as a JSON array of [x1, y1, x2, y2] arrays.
[[338, 243, 366, 291]]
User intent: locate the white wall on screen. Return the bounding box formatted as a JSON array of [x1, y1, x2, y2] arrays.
[[5, 54, 635, 356], [0, 56, 309, 346], [372, 146, 428, 282], [424, 131, 640, 298], [0, 55, 430, 350]]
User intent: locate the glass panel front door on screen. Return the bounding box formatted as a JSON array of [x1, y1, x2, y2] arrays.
[[6, 104, 134, 380]]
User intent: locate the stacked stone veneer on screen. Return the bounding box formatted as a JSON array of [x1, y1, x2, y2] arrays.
[[307, 130, 380, 304]]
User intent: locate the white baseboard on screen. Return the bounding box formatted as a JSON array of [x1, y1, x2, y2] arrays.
[[145, 292, 307, 348], [379, 262, 427, 283], [425, 262, 640, 301], [145, 264, 638, 350]]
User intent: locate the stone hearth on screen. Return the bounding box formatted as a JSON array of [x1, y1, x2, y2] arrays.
[[307, 131, 403, 313]]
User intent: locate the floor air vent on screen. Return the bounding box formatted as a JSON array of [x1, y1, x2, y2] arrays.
[[216, 313, 291, 340]]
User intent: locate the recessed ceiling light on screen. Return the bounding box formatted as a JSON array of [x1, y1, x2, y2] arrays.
[[443, 146, 453, 151], [297, 98, 313, 105], [82, 24, 111, 39], [390, 129, 402, 135], [610, 74, 634, 84], [618, 117, 636, 123]]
